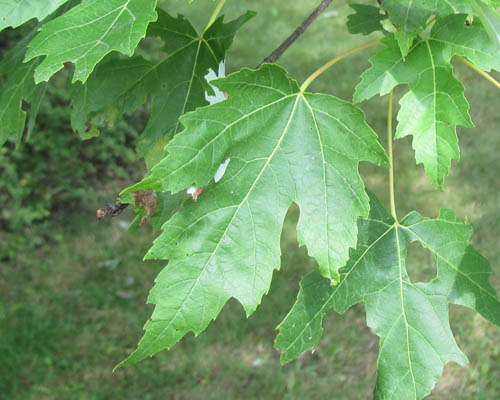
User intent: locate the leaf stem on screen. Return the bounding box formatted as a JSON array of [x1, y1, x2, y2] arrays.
[[300, 40, 380, 92], [387, 89, 398, 221], [205, 0, 227, 31], [456, 56, 500, 92]]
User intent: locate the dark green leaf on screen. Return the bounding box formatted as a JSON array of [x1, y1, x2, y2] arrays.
[[276, 193, 500, 399], [347, 4, 386, 35], [0, 25, 44, 146], [71, 10, 254, 168]]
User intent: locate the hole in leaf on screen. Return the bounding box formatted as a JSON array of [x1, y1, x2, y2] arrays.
[[281, 203, 317, 276], [405, 240, 436, 283]]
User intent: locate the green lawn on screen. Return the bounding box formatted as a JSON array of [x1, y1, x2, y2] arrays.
[[2, 1, 500, 399]]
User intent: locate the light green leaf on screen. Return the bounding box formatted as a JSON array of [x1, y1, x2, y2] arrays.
[[116, 64, 388, 367], [471, 0, 500, 48], [431, 13, 500, 72], [276, 193, 500, 400], [394, 29, 416, 57], [347, 4, 387, 36], [25, 0, 158, 83], [0, 0, 69, 30], [380, 0, 472, 55], [355, 14, 500, 188], [381, 0, 473, 30], [71, 10, 254, 168], [394, 39, 473, 190]]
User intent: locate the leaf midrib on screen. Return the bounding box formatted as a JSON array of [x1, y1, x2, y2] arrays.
[[134, 94, 302, 359], [157, 93, 297, 190]]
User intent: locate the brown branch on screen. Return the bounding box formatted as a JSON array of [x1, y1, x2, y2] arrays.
[[259, 0, 333, 66]]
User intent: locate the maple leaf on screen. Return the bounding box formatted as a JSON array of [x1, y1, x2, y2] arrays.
[[354, 14, 500, 189], [347, 4, 387, 36], [123, 190, 183, 232], [24, 0, 158, 83], [275, 193, 500, 400], [70, 10, 253, 168], [471, 0, 500, 48], [0, 2, 75, 146], [0, 23, 47, 146], [380, 0, 472, 55], [116, 64, 389, 367], [0, 0, 69, 30], [380, 0, 500, 55]]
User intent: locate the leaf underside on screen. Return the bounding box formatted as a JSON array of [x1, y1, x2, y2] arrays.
[[275, 192, 500, 400], [117, 64, 389, 367]]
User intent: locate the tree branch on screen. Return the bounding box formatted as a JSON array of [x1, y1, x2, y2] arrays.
[[259, 0, 333, 66]]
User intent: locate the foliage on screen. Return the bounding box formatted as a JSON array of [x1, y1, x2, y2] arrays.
[[354, 14, 500, 188], [276, 194, 500, 398], [0, 82, 140, 259], [1, 0, 500, 398], [70, 9, 254, 167], [118, 64, 388, 366], [0, 0, 69, 30]]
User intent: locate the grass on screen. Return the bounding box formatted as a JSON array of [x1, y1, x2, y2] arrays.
[[2, 0, 500, 399]]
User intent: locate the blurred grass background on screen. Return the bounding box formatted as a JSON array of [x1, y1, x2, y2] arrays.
[[1, 0, 500, 399]]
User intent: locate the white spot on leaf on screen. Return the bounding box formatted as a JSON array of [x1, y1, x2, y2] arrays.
[[205, 60, 227, 105], [214, 158, 231, 183]]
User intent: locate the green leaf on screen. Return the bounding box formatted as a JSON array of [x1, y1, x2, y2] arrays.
[[0, 25, 44, 146], [0, 2, 76, 146], [354, 14, 500, 188], [71, 10, 254, 168], [116, 64, 388, 367], [127, 191, 184, 233], [381, 0, 473, 30], [431, 13, 500, 72], [24, 0, 158, 83], [0, 0, 69, 30], [380, 0, 472, 55], [471, 0, 500, 48], [347, 4, 387, 35], [0, 60, 40, 146], [275, 193, 500, 400], [149, 192, 184, 232], [394, 29, 416, 57], [26, 83, 48, 141]]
